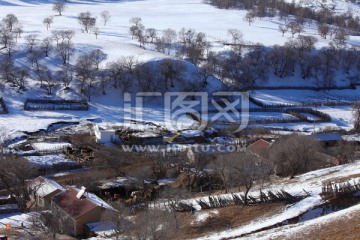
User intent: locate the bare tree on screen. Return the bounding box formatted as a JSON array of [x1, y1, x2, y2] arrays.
[[43, 16, 54, 30], [100, 203, 132, 240], [129, 208, 176, 240], [5, 36, 16, 58], [146, 28, 157, 43], [100, 10, 111, 26], [244, 10, 256, 26], [0, 28, 14, 48], [162, 28, 177, 55], [0, 154, 36, 212], [159, 59, 185, 88], [56, 41, 73, 64], [78, 12, 96, 33], [333, 28, 349, 46], [26, 49, 43, 70], [279, 25, 288, 36], [0, 57, 14, 83], [230, 152, 272, 205], [25, 34, 38, 52], [352, 102, 360, 132], [56, 64, 73, 89], [60, 30, 75, 44], [2, 14, 18, 31], [37, 66, 56, 95], [13, 25, 23, 40], [51, 30, 61, 45], [286, 21, 303, 37], [159, 187, 189, 230], [41, 37, 53, 57], [318, 23, 330, 39], [136, 63, 163, 92], [30, 209, 73, 239], [129, 23, 145, 47], [52, 0, 66, 16], [129, 17, 142, 27], [120, 55, 138, 73], [214, 155, 233, 193], [89, 49, 107, 69], [270, 135, 323, 177], [11, 66, 28, 90], [93, 27, 100, 39], [228, 28, 243, 46], [75, 52, 96, 93]]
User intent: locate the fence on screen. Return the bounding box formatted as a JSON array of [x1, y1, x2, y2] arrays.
[[248, 96, 354, 108], [24, 98, 89, 111], [191, 107, 331, 126], [321, 180, 360, 199], [242, 84, 355, 91], [176, 189, 308, 212]]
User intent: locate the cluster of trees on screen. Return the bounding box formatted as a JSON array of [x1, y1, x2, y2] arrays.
[[126, 17, 357, 90], [207, 0, 360, 33], [196, 31, 360, 89], [1, 4, 360, 98], [0, 14, 23, 58], [0, 8, 110, 94], [128, 17, 211, 65]]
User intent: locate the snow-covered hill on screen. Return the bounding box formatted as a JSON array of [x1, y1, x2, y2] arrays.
[[0, 0, 360, 140]]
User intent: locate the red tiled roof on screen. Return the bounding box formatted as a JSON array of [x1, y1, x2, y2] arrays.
[[52, 187, 98, 219], [247, 139, 272, 151]]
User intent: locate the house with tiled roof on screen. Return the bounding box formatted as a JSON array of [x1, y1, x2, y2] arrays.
[[51, 186, 115, 236], [247, 139, 272, 152]]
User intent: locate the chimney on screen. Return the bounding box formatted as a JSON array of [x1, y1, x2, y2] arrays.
[[76, 186, 86, 199]]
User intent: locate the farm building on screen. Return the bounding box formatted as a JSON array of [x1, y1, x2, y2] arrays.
[[51, 186, 115, 237], [247, 139, 272, 152], [93, 124, 117, 144], [28, 176, 64, 209]]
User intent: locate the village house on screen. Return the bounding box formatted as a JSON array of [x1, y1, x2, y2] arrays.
[[247, 138, 273, 158], [51, 186, 115, 237], [28, 176, 64, 209]]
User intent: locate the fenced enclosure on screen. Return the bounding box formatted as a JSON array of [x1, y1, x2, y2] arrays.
[[24, 99, 89, 111]]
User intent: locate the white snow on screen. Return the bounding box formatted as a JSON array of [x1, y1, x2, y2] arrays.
[[25, 154, 77, 166], [191, 210, 219, 225], [0, 212, 32, 228], [31, 142, 71, 151]]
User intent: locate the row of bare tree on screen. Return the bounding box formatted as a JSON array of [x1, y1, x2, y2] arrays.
[[207, 0, 360, 33]]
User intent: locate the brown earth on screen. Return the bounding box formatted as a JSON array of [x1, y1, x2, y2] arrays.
[[174, 203, 285, 239]]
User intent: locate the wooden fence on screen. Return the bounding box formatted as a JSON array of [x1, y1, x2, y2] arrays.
[[176, 189, 308, 212], [24, 99, 89, 111]]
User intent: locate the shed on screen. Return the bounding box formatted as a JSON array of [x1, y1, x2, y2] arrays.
[[93, 124, 117, 144]]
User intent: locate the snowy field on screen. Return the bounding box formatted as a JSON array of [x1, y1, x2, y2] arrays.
[[251, 88, 360, 106], [25, 154, 77, 166], [0, 0, 360, 141]]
